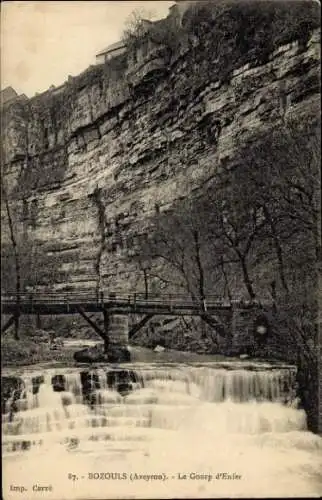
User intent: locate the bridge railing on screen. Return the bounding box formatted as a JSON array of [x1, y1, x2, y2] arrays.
[[1, 290, 266, 309]]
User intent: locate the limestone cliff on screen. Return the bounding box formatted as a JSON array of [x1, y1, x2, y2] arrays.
[[1, 1, 320, 295]]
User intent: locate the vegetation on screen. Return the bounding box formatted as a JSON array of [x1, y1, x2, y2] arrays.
[[136, 116, 320, 350], [1, 179, 21, 339], [130, 115, 320, 429], [1, 179, 69, 339], [122, 0, 320, 61], [122, 7, 156, 46], [1, 335, 76, 367]]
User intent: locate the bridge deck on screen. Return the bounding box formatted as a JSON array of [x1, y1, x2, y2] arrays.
[[1, 292, 265, 316]]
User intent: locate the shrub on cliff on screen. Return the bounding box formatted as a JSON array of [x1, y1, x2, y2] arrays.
[[123, 0, 319, 74], [182, 0, 319, 46], [122, 7, 156, 50]]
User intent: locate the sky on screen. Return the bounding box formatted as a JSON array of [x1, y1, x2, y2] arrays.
[[1, 1, 174, 97]]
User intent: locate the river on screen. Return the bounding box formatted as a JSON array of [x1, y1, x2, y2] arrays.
[[2, 346, 322, 499]]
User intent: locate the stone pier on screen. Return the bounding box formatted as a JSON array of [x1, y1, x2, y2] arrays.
[[107, 315, 130, 362], [108, 315, 129, 345]]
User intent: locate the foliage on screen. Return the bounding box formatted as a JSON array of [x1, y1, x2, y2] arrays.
[[122, 0, 319, 65], [122, 7, 156, 50], [231, 117, 321, 303]]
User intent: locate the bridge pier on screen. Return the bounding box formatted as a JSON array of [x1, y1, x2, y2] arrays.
[[108, 315, 129, 346], [106, 314, 130, 362]]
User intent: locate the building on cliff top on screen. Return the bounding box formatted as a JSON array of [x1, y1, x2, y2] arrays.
[[95, 12, 172, 66], [95, 40, 127, 64]]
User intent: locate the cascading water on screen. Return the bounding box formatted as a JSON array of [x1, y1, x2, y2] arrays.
[[2, 361, 322, 499]]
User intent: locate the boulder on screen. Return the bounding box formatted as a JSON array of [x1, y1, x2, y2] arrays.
[[1, 376, 24, 413], [107, 345, 131, 363], [51, 374, 65, 391], [80, 368, 141, 401], [73, 345, 105, 363], [32, 375, 45, 394], [73, 344, 131, 363], [107, 369, 140, 395]]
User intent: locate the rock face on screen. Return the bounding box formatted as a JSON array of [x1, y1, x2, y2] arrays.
[[1, 3, 320, 296]]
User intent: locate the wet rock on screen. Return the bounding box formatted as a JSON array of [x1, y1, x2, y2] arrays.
[[1, 376, 24, 414], [106, 369, 142, 395], [106, 346, 131, 363], [51, 374, 65, 392], [80, 371, 100, 391], [78, 368, 143, 403], [71, 343, 132, 364], [129, 370, 144, 385], [80, 371, 100, 406], [73, 345, 105, 363], [32, 375, 45, 395]]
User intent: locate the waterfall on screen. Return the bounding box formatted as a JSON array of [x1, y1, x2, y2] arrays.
[[2, 362, 322, 499]]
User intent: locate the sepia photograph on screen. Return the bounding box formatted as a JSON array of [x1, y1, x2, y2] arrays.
[[1, 0, 321, 498]]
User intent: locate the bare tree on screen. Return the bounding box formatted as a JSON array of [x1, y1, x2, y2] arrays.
[[199, 174, 267, 301], [1, 178, 21, 339], [1, 177, 70, 338], [233, 117, 320, 300], [122, 7, 156, 48]]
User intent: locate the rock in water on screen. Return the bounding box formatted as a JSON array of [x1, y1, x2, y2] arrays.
[[73, 344, 131, 363], [73, 345, 104, 363], [107, 346, 131, 363]]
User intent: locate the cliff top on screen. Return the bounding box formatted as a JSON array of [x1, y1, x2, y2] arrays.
[[3, 0, 320, 110]]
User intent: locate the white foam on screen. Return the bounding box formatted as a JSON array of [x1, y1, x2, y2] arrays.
[[2, 365, 322, 499]]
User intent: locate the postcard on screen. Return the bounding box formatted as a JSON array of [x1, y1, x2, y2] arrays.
[[1, 1, 321, 499]]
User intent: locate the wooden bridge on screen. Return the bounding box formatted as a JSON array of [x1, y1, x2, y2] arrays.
[[1, 291, 268, 345], [1, 291, 266, 315]]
